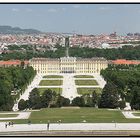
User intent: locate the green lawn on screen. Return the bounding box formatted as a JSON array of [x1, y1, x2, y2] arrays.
[[0, 114, 18, 118], [39, 80, 63, 86], [132, 113, 140, 116], [38, 88, 62, 95], [7, 108, 140, 124], [77, 88, 102, 95], [74, 75, 94, 78], [75, 80, 98, 86], [43, 75, 63, 78]]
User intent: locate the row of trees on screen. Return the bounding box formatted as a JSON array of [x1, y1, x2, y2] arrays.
[[71, 82, 125, 109], [18, 88, 100, 110], [0, 65, 36, 111], [18, 88, 70, 110], [2, 45, 140, 60], [1, 45, 66, 60], [69, 45, 140, 60], [19, 88, 101, 110], [18, 84, 126, 110], [101, 64, 140, 110]]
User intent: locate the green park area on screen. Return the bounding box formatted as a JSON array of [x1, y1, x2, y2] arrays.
[[43, 75, 63, 78], [75, 80, 98, 86], [6, 108, 140, 124], [0, 114, 18, 118], [77, 88, 102, 95], [132, 113, 140, 116], [39, 80, 63, 86], [38, 88, 62, 95], [74, 75, 94, 78]]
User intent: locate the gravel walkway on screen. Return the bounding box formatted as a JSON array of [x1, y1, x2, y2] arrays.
[[122, 111, 140, 118], [0, 112, 31, 120], [1, 123, 140, 132], [62, 74, 79, 100], [12, 74, 42, 111]]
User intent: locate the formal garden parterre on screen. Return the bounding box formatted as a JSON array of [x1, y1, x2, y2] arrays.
[[39, 80, 63, 86], [75, 80, 98, 86]]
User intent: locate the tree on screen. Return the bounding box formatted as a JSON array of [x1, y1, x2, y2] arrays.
[[99, 82, 119, 109], [56, 95, 70, 107], [28, 88, 42, 109], [130, 86, 140, 110], [0, 69, 14, 111], [41, 89, 57, 108], [85, 95, 93, 107], [119, 100, 126, 110], [0, 65, 35, 111], [18, 99, 27, 110], [91, 91, 100, 107], [71, 96, 85, 107], [62, 98, 70, 106], [83, 91, 100, 107], [20, 61, 25, 69]]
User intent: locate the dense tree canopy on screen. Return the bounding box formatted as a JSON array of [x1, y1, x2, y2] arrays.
[[18, 99, 27, 110], [71, 97, 85, 107], [130, 86, 140, 110], [19, 89, 70, 110], [0, 65, 36, 111], [56, 95, 70, 107], [28, 88, 42, 109], [2, 45, 140, 60], [101, 64, 140, 110], [41, 89, 58, 108], [99, 82, 119, 109]]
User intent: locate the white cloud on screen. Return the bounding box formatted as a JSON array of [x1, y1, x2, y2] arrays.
[[99, 7, 111, 11], [12, 8, 19, 12], [48, 8, 57, 13], [72, 5, 81, 9]]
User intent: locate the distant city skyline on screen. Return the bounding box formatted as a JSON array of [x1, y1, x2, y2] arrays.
[[0, 4, 140, 35]]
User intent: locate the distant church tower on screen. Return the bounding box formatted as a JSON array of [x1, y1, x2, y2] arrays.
[[65, 37, 69, 57]]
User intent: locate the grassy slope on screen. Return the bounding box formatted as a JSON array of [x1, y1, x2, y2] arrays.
[[132, 113, 140, 116], [0, 114, 18, 118], [5, 108, 140, 124]]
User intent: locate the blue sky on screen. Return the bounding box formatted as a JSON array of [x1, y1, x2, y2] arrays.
[[0, 4, 140, 35]]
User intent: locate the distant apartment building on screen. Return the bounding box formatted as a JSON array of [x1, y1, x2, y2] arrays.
[[29, 57, 108, 74]]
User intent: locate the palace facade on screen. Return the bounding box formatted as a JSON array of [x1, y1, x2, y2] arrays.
[[29, 57, 108, 74]]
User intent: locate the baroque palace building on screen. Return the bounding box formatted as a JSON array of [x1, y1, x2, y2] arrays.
[[29, 37, 108, 74], [29, 57, 108, 74]]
